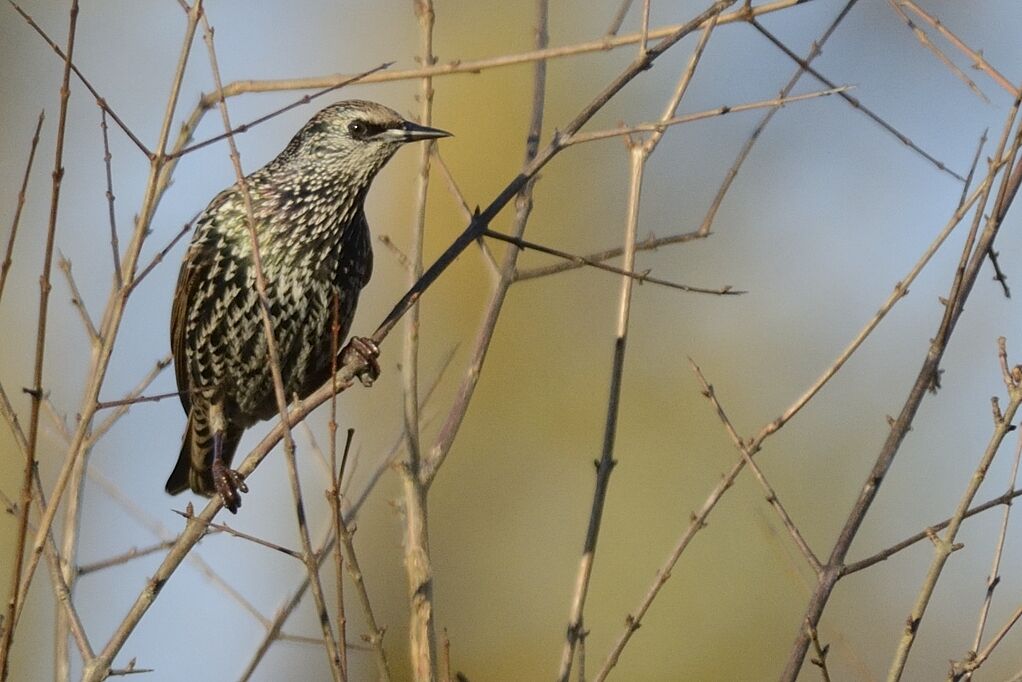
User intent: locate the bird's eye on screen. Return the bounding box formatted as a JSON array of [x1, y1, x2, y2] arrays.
[[348, 120, 368, 138]]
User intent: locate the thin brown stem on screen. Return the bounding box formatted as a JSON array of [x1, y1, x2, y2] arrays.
[[402, 2, 438, 676], [0, 111, 44, 306], [843, 488, 1022, 575], [886, 0, 987, 103], [962, 421, 1022, 677], [781, 85, 1022, 682], [560, 13, 721, 677], [196, 0, 816, 105], [22, 4, 204, 658], [485, 228, 740, 295], [899, 0, 1017, 97], [1, 3, 79, 679], [889, 341, 1022, 680], [699, 0, 860, 235], [99, 108, 122, 286], [691, 361, 822, 573], [198, 13, 343, 681], [7, 1, 149, 156], [751, 18, 965, 182], [58, 255, 99, 346]]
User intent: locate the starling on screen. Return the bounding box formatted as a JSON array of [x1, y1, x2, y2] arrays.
[[166, 100, 450, 512]]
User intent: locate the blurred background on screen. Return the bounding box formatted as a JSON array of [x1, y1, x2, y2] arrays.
[[2, 0, 1022, 679]]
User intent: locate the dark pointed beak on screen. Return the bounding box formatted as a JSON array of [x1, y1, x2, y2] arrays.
[[388, 120, 452, 142]]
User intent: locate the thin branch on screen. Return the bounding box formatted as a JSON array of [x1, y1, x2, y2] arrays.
[[751, 18, 966, 182], [7, 1, 149, 156], [1, 3, 80, 678], [960, 417, 1022, 676], [58, 255, 99, 347], [952, 603, 1022, 680], [563, 87, 851, 147], [198, 12, 343, 681], [99, 108, 123, 286], [169, 62, 393, 159], [886, 0, 988, 103], [401, 0, 439, 677], [171, 508, 301, 560], [899, 0, 1017, 97], [691, 360, 822, 573], [842, 488, 1022, 575], [430, 148, 500, 277], [485, 228, 741, 295], [328, 300, 348, 680], [889, 341, 1022, 680], [605, 0, 634, 36], [88, 355, 173, 447], [699, 0, 861, 235], [77, 541, 181, 577], [0, 110, 44, 306], [564, 13, 724, 678], [125, 217, 197, 295], [515, 229, 706, 281], [196, 0, 818, 104]]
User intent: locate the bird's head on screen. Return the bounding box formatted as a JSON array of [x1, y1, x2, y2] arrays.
[[275, 100, 451, 179]]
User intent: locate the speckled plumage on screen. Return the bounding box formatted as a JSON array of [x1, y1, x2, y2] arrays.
[[166, 100, 450, 511]]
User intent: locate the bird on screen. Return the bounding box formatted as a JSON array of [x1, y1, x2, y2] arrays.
[[166, 100, 450, 513]]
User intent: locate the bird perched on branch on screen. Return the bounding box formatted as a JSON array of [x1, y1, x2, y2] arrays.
[[167, 100, 450, 513]]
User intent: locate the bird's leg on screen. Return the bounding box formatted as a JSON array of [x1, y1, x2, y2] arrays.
[[341, 336, 381, 387], [208, 403, 247, 513]]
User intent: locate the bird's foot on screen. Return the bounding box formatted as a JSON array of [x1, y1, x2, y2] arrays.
[[212, 457, 248, 514], [342, 336, 381, 387]]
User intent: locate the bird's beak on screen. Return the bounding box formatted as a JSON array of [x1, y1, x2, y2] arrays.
[[386, 120, 452, 142]]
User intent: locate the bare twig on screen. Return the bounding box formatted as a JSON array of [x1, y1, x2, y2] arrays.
[[99, 108, 122, 285], [76, 541, 180, 576], [195, 0, 818, 104], [328, 299, 349, 680], [169, 62, 393, 159], [699, 0, 860, 234], [21, 3, 205, 654], [886, 0, 988, 103], [1, 3, 80, 678], [691, 360, 822, 573], [605, 0, 635, 36], [7, 1, 149, 156], [171, 508, 301, 559], [198, 12, 343, 681], [751, 18, 965, 182], [0, 111, 44, 306], [515, 229, 705, 281], [842, 487, 1022, 576], [890, 341, 1022, 680], [485, 228, 741, 295], [782, 85, 1022, 681], [955, 427, 1022, 680], [899, 0, 1017, 97], [564, 87, 851, 147], [58, 255, 99, 346], [562, 12, 723, 679], [401, 2, 439, 676]]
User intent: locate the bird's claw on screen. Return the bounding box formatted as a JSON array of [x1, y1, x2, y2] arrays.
[[212, 457, 248, 514], [342, 336, 381, 387]]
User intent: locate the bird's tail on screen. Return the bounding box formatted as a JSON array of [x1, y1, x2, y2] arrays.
[[165, 409, 243, 496]]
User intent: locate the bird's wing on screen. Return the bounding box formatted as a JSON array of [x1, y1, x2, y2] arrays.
[[171, 188, 235, 413]]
